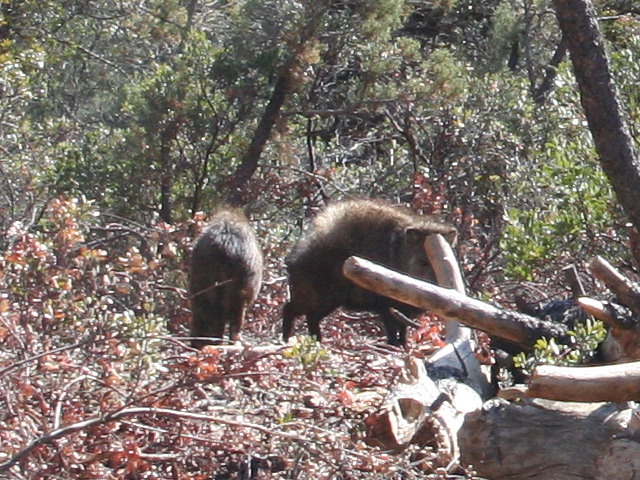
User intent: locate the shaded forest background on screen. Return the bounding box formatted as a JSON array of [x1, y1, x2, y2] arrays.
[[0, 0, 639, 478], [3, 0, 640, 282]]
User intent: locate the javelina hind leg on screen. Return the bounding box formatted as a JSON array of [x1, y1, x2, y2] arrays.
[[190, 296, 226, 348], [282, 302, 297, 342], [227, 302, 246, 342], [190, 301, 207, 348], [282, 302, 333, 342]]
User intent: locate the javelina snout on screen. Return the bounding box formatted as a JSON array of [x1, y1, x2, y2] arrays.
[[189, 208, 263, 348], [282, 199, 456, 346]]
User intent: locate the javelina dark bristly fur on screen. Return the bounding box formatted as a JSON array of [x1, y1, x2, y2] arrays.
[[282, 199, 457, 346], [189, 208, 263, 348]]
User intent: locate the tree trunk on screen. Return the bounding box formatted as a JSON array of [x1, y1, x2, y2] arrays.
[[226, 8, 328, 206], [225, 66, 295, 207], [158, 117, 182, 224], [533, 37, 567, 105], [553, 0, 640, 238]]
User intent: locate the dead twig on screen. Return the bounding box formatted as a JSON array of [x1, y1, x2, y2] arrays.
[[0, 406, 315, 473]]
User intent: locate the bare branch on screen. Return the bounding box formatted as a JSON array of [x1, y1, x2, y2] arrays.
[[589, 256, 640, 315], [0, 406, 314, 473], [0, 336, 97, 379]]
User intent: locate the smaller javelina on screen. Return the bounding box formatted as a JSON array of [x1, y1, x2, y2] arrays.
[[189, 208, 263, 348], [283, 199, 457, 346]]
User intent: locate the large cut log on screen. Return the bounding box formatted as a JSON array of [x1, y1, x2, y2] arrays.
[[343, 255, 569, 348], [527, 362, 640, 402], [459, 397, 640, 480], [362, 356, 482, 462]]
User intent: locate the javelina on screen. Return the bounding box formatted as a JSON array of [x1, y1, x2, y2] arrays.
[[189, 208, 263, 348], [282, 199, 457, 346]]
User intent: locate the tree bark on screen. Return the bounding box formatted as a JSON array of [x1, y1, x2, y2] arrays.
[[553, 0, 640, 234]]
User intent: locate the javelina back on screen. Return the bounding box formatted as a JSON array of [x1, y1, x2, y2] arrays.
[[189, 208, 263, 348], [282, 199, 457, 346]]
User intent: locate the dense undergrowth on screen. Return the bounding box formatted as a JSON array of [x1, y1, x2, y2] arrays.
[[0, 196, 481, 479]]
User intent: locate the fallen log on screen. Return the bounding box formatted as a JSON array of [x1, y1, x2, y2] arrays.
[[579, 256, 640, 361], [424, 234, 466, 335], [423, 234, 491, 396], [589, 256, 640, 315], [459, 398, 640, 480], [362, 356, 482, 457], [346, 250, 640, 478], [343, 255, 569, 348], [527, 362, 640, 402]]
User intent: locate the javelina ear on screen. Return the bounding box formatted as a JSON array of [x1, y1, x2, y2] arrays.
[[405, 227, 426, 245]]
